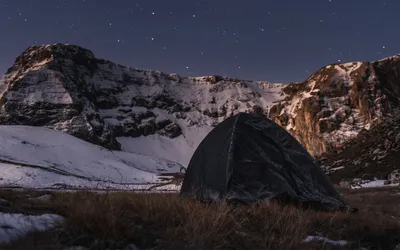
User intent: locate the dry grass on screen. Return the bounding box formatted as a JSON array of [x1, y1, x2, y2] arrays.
[[0, 187, 399, 250]]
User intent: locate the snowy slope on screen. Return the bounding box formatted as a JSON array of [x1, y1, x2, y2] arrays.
[[0, 126, 182, 189], [98, 75, 284, 166], [117, 126, 213, 166], [115, 80, 284, 166], [0, 44, 286, 167]]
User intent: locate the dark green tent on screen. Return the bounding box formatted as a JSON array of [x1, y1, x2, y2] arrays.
[[180, 112, 349, 211]]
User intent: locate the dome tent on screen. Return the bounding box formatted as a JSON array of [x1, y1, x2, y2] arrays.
[[180, 112, 349, 211]]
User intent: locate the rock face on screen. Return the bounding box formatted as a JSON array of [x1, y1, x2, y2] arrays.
[[0, 44, 284, 152], [1, 43, 400, 165], [387, 169, 400, 185], [318, 114, 400, 183], [270, 56, 400, 156]]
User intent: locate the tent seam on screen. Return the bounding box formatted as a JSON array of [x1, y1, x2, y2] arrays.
[[225, 113, 240, 190]]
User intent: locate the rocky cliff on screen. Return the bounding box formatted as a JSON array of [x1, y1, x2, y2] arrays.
[[270, 56, 400, 156], [1, 44, 400, 165], [0, 44, 284, 165], [318, 113, 400, 183]]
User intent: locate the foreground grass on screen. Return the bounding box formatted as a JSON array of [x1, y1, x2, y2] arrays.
[[0, 187, 399, 250]]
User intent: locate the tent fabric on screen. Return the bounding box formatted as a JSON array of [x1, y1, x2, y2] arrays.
[[180, 112, 348, 210]]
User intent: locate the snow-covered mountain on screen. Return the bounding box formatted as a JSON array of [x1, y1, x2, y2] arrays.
[[0, 44, 285, 166], [1, 43, 400, 188], [270, 55, 400, 156]]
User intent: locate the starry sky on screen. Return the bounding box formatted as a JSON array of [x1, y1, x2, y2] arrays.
[[0, 0, 399, 83]]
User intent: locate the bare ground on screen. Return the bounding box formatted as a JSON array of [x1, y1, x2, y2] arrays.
[[0, 187, 399, 250]]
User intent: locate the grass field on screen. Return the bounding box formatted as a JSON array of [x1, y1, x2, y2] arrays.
[[0, 187, 399, 250]]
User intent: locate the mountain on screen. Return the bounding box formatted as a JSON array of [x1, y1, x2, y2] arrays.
[[0, 44, 285, 166], [1, 43, 400, 188], [270, 55, 400, 156]]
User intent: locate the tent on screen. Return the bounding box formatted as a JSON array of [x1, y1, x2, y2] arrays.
[[180, 112, 349, 211]]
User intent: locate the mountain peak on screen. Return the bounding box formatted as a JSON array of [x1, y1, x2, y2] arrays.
[[377, 53, 400, 62], [5, 43, 96, 78], [21, 43, 95, 60]]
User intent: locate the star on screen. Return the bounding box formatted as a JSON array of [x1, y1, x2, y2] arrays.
[[0, 0, 398, 85]]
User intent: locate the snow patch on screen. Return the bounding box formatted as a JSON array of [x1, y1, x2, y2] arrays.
[[28, 194, 52, 202], [303, 235, 347, 246], [0, 213, 63, 244], [334, 62, 362, 87], [323, 109, 368, 148], [351, 180, 400, 189]]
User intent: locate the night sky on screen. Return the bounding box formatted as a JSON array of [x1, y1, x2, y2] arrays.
[[1, 0, 399, 83]]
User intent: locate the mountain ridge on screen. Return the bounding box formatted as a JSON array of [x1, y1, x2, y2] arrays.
[[0, 43, 285, 166], [1, 43, 400, 169]]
